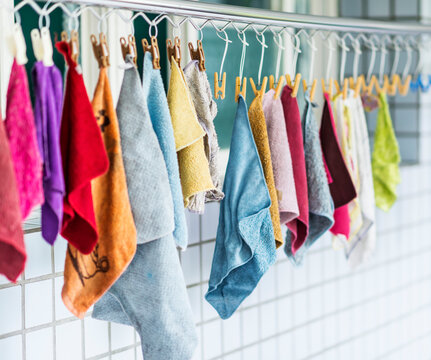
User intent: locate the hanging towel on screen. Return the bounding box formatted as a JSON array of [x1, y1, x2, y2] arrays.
[[248, 92, 283, 248], [0, 115, 25, 282], [32, 61, 65, 244], [286, 91, 334, 264], [262, 89, 299, 224], [93, 55, 197, 360], [372, 92, 401, 211], [167, 57, 215, 209], [61, 65, 137, 318], [205, 95, 276, 319], [184, 60, 224, 213], [343, 94, 376, 267], [280, 86, 309, 254], [142, 52, 188, 250], [56, 41, 109, 255], [5, 59, 43, 220]]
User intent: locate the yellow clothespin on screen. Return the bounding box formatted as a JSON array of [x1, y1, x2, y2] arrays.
[[285, 73, 302, 98], [188, 39, 205, 71], [120, 34, 137, 65], [214, 72, 226, 100], [91, 33, 110, 68], [235, 76, 247, 102], [321, 78, 333, 98], [269, 75, 284, 99], [302, 78, 317, 102], [249, 76, 268, 99], [142, 36, 161, 70]]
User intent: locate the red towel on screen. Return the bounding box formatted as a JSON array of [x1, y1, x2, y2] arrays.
[[280, 86, 309, 254], [56, 41, 109, 255], [0, 115, 25, 282]]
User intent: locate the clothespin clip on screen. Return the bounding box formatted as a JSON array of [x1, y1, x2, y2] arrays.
[[188, 40, 206, 71], [235, 76, 247, 102], [120, 34, 137, 65], [302, 78, 317, 102], [10, 23, 28, 65], [214, 72, 226, 99], [31, 29, 43, 62], [142, 36, 161, 70], [166, 37, 181, 68], [269, 75, 284, 99], [249, 76, 268, 98], [61, 30, 80, 64], [91, 33, 110, 68], [285, 73, 302, 98]]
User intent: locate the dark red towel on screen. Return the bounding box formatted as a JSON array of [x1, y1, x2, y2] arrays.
[[56, 41, 109, 255], [320, 93, 357, 208], [280, 86, 309, 254], [0, 114, 25, 282]]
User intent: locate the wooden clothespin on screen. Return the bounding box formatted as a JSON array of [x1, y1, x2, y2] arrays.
[[249, 76, 268, 99], [321, 78, 333, 98], [285, 73, 302, 98], [142, 36, 161, 70], [120, 34, 137, 65], [166, 37, 181, 68], [302, 78, 317, 102], [269, 75, 284, 99], [61, 30, 80, 64], [235, 76, 247, 102], [91, 33, 110, 68], [188, 40, 205, 71], [214, 72, 226, 100]]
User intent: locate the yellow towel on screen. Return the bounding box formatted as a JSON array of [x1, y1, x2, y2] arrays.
[[167, 58, 215, 208], [248, 94, 283, 248], [62, 67, 137, 318]]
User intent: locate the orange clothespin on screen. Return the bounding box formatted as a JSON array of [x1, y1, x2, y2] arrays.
[[214, 72, 226, 100], [235, 76, 247, 102], [166, 37, 181, 68], [302, 78, 317, 102], [120, 34, 137, 65], [321, 78, 333, 98], [249, 76, 268, 99], [286, 73, 302, 98], [142, 36, 161, 70], [61, 30, 80, 63], [90, 33, 110, 68], [188, 40, 206, 71]]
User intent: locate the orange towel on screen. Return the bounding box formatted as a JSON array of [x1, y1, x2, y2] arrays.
[[248, 93, 283, 248], [62, 67, 137, 318]]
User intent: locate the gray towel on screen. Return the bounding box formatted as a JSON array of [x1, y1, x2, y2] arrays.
[[183, 60, 224, 213]]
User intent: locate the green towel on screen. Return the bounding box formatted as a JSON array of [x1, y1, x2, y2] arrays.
[[371, 93, 401, 211]]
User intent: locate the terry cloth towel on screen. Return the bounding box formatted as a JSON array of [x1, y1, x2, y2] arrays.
[[167, 57, 215, 209], [343, 94, 376, 267], [5, 59, 44, 220], [56, 41, 109, 255], [372, 92, 401, 211], [184, 60, 224, 213], [280, 86, 309, 255], [32, 61, 65, 244], [93, 55, 197, 360], [142, 52, 188, 250], [286, 91, 334, 264], [205, 95, 276, 319], [61, 66, 137, 318], [248, 92, 283, 248], [262, 89, 299, 224], [0, 115, 25, 282]]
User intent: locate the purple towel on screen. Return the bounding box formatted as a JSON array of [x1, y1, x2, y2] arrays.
[[32, 62, 65, 244]]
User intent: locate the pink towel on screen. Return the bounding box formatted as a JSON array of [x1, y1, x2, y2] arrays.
[[5, 60, 44, 220], [263, 89, 299, 224], [280, 86, 309, 254]]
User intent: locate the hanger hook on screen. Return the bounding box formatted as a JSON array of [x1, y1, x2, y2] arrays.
[[339, 36, 349, 82], [288, 31, 302, 77], [38, 0, 52, 29], [216, 29, 231, 79], [149, 21, 158, 38], [323, 31, 337, 82], [68, 8, 80, 33], [255, 30, 268, 86], [307, 32, 317, 83], [351, 36, 362, 81], [237, 29, 249, 80], [366, 34, 379, 83], [13, 6, 21, 25], [272, 28, 285, 80], [378, 35, 391, 85]]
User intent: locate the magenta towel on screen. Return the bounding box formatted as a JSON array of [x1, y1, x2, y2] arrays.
[[263, 89, 299, 224], [280, 86, 309, 255], [5, 59, 44, 220]]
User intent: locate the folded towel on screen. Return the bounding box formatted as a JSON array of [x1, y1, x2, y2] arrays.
[[5, 59, 44, 220], [32, 61, 65, 244], [167, 57, 215, 208], [262, 89, 299, 224], [205, 95, 276, 319], [142, 53, 188, 249], [372, 92, 401, 211], [93, 55, 197, 360], [280, 86, 309, 254], [56, 41, 109, 255], [184, 60, 224, 213], [286, 91, 334, 264], [61, 66, 137, 318], [0, 115, 25, 282], [248, 92, 283, 248]]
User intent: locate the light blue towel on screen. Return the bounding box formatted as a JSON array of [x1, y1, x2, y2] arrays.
[[205, 95, 276, 319], [92, 56, 197, 360], [142, 52, 188, 250], [285, 91, 334, 264]]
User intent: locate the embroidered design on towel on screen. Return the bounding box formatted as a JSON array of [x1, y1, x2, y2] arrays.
[[262, 88, 299, 224], [56, 41, 109, 255], [142, 52, 188, 249], [205, 95, 276, 319], [167, 57, 215, 209], [32, 61, 65, 244], [0, 114, 25, 282], [372, 92, 401, 212], [280, 86, 309, 255], [285, 91, 334, 264], [184, 60, 224, 213], [61, 65, 137, 318], [5, 59, 44, 220], [248, 92, 283, 248]]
